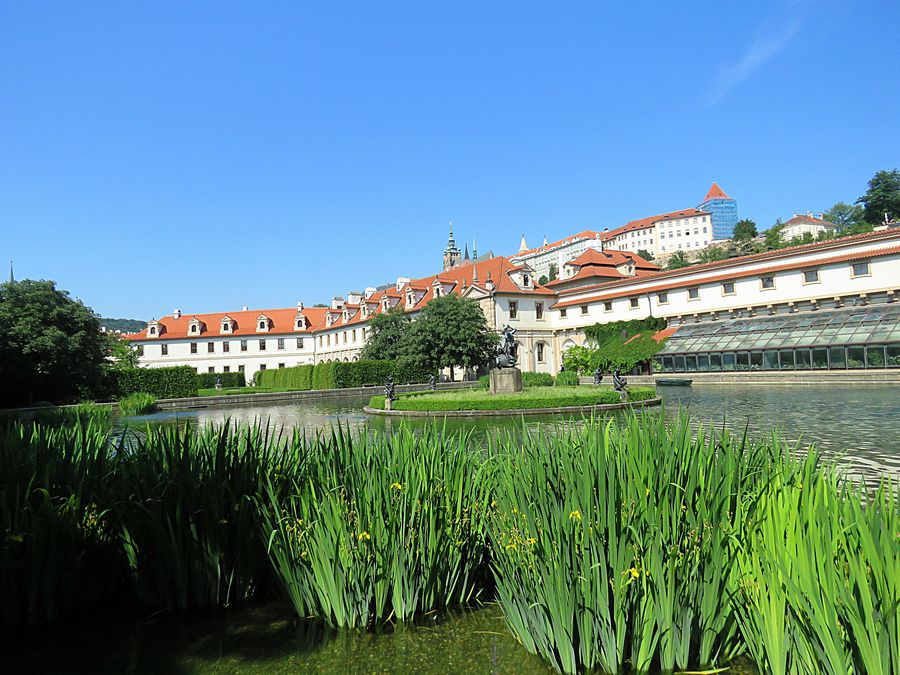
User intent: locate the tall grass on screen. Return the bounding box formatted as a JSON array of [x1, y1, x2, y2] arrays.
[[258, 424, 492, 628], [117, 392, 157, 416]]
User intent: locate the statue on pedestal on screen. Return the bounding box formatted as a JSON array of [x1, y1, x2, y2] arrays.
[[613, 368, 628, 399], [495, 325, 518, 369], [428, 374, 436, 390], [384, 376, 396, 406], [593, 367, 603, 386]]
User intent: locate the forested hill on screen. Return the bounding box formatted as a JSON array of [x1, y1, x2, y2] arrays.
[[101, 317, 145, 333]]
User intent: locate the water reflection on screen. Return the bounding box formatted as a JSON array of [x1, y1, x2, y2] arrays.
[[124, 384, 900, 480]]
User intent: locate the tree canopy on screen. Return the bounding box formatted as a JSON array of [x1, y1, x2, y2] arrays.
[[732, 219, 758, 242], [359, 306, 411, 361], [665, 251, 689, 270], [696, 245, 728, 264], [857, 169, 900, 225], [636, 249, 654, 261], [401, 295, 498, 377], [823, 202, 865, 231], [0, 279, 110, 406]]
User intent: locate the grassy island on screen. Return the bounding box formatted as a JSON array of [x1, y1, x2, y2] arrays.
[[368, 385, 657, 411]]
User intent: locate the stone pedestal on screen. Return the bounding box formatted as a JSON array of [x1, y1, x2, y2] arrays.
[[384, 398, 393, 411], [490, 368, 523, 394]]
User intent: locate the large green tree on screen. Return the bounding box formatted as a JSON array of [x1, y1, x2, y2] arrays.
[[636, 249, 654, 261], [0, 279, 110, 406], [764, 221, 785, 250], [823, 202, 865, 231], [857, 169, 900, 225], [697, 245, 727, 264], [401, 295, 498, 379], [732, 219, 758, 242], [359, 306, 411, 360]]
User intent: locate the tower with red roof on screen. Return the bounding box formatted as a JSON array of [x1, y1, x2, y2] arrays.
[[698, 182, 738, 240]]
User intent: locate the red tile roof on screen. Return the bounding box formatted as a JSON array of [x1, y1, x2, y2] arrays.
[[514, 230, 603, 258], [602, 208, 710, 240], [127, 307, 330, 340], [546, 249, 659, 287], [783, 214, 836, 228], [702, 182, 731, 202]]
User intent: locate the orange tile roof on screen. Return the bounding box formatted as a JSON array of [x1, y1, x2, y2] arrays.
[[702, 182, 732, 201], [546, 249, 659, 287], [783, 214, 836, 228], [514, 230, 603, 257], [127, 307, 330, 340]]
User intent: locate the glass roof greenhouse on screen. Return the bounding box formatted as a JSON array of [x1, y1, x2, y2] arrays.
[[655, 305, 900, 372]]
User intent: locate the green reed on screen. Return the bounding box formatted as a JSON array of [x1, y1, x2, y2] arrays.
[[117, 392, 157, 416], [0, 416, 122, 626], [259, 423, 492, 628]]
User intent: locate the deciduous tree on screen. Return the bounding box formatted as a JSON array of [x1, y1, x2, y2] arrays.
[[359, 306, 410, 361], [665, 251, 690, 270], [732, 219, 758, 242], [857, 169, 900, 225], [823, 202, 865, 231], [636, 249, 654, 261]]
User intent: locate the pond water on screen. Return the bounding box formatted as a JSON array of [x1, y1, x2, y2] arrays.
[[6, 383, 896, 674]]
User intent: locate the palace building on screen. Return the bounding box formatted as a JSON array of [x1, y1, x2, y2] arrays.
[[128, 226, 900, 379]]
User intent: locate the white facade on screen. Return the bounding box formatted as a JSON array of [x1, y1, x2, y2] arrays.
[[511, 231, 604, 279], [603, 211, 714, 260], [131, 229, 900, 378], [781, 213, 836, 240]]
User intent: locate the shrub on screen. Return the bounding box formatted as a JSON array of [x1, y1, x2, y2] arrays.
[[554, 370, 579, 386], [257, 360, 431, 391], [368, 386, 657, 411], [195, 372, 246, 389], [522, 372, 554, 387], [116, 366, 197, 399], [478, 374, 490, 389], [118, 392, 157, 416], [312, 362, 339, 390], [256, 364, 314, 390]]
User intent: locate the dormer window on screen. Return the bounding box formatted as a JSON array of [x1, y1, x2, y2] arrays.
[[326, 313, 334, 327], [434, 287, 442, 298], [256, 315, 271, 332], [295, 314, 307, 330], [149, 326, 157, 336], [342, 310, 349, 323], [188, 318, 204, 335], [361, 305, 368, 318], [382, 298, 389, 312], [406, 291, 414, 306], [220, 316, 234, 334], [523, 275, 530, 287]]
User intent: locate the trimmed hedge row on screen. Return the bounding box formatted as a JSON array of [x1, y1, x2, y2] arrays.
[[116, 367, 198, 399], [477, 371, 573, 388], [195, 372, 246, 389], [555, 370, 579, 386], [256, 360, 432, 391], [369, 386, 657, 411]]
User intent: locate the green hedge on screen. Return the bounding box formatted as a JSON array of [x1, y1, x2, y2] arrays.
[[116, 367, 198, 399], [369, 386, 657, 411], [555, 370, 579, 386], [195, 372, 246, 389], [478, 371, 557, 388], [257, 360, 431, 391]]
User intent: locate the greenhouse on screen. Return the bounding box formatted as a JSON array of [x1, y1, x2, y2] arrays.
[[654, 305, 900, 372]]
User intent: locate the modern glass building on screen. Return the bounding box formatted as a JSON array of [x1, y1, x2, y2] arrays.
[[698, 182, 738, 241], [654, 305, 900, 373]]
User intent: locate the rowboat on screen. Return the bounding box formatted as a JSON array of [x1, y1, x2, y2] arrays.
[[655, 378, 693, 386]]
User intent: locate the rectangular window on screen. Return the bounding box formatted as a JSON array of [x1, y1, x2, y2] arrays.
[[343, 332, 347, 344], [238, 365, 245, 373], [240, 340, 248, 352], [208, 366, 215, 373], [760, 276, 775, 290], [277, 338, 285, 350], [508, 301, 518, 319], [536, 343, 545, 362], [828, 347, 845, 368], [161, 344, 168, 356], [779, 350, 795, 370], [581, 305, 589, 315], [847, 346, 865, 368], [688, 287, 700, 300], [722, 282, 735, 295], [318, 336, 323, 347], [352, 330, 357, 342], [709, 353, 722, 371], [605, 301, 614, 312], [207, 342, 215, 353], [629, 298, 639, 309], [535, 302, 544, 320], [259, 339, 266, 350], [136, 345, 144, 357], [326, 335, 331, 346], [259, 364, 267, 371], [657, 292, 668, 305], [803, 269, 820, 284], [851, 261, 870, 277], [190, 343, 197, 354], [224, 365, 230, 373], [297, 337, 304, 349], [223, 341, 230, 353], [560, 308, 567, 319], [278, 363, 285, 369]]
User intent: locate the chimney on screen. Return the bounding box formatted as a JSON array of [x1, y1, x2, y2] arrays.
[[242, 305, 249, 311], [331, 296, 344, 310], [396, 276, 410, 291], [297, 301, 304, 311], [485, 272, 495, 292], [364, 287, 377, 299], [173, 308, 182, 319]]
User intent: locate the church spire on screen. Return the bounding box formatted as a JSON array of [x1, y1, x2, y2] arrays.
[[472, 239, 477, 261], [8, 260, 14, 284], [443, 221, 461, 271], [518, 234, 528, 253], [464, 243, 470, 260]]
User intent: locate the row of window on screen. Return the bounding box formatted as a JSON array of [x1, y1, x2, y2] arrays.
[[556, 262, 873, 319], [318, 328, 364, 347], [507, 301, 545, 320], [655, 344, 900, 372], [139, 337, 308, 357]]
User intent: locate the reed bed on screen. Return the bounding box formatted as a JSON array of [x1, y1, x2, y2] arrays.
[[1, 412, 897, 675], [258, 424, 492, 628]]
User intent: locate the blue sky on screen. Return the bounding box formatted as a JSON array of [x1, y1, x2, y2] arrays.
[[2, 1, 898, 319]]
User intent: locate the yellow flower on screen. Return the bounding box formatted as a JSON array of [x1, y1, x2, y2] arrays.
[[358, 531, 371, 541], [627, 567, 640, 580], [569, 510, 582, 522], [526, 537, 537, 546], [390, 482, 403, 492], [644, 488, 651, 497]]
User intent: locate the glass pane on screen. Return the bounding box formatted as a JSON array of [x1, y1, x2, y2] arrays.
[[662, 356, 674, 373], [736, 352, 750, 371], [829, 347, 846, 368], [673, 355, 686, 372], [811, 348, 828, 369], [866, 346, 886, 368], [763, 351, 779, 370], [697, 354, 710, 371], [750, 351, 763, 371], [887, 344, 900, 368], [722, 353, 736, 371], [709, 353, 722, 371], [685, 355, 698, 372], [847, 346, 865, 369], [779, 350, 795, 370], [795, 349, 811, 369]]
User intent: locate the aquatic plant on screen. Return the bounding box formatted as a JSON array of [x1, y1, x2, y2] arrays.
[[117, 392, 157, 416], [259, 424, 492, 628]]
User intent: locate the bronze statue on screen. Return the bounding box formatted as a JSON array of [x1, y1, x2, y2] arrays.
[[428, 374, 436, 390], [593, 367, 603, 386], [384, 375, 396, 402], [495, 324, 518, 369], [612, 368, 627, 392]]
